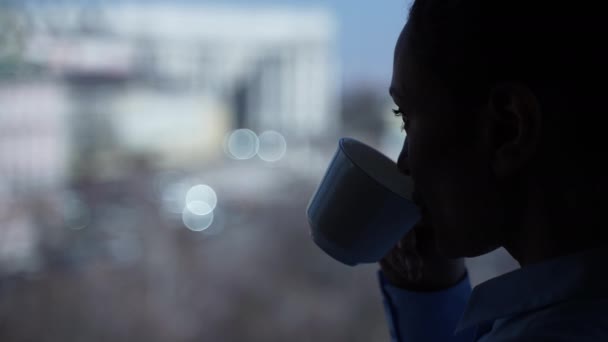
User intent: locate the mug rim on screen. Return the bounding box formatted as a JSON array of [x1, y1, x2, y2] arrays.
[[338, 137, 413, 201]]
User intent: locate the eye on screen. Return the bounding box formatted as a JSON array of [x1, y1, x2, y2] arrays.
[[392, 107, 409, 132]]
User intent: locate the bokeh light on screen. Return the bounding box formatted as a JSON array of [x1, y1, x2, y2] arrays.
[[185, 184, 217, 215], [257, 130, 287, 162], [182, 205, 214, 232], [201, 208, 224, 236], [226, 129, 259, 160]]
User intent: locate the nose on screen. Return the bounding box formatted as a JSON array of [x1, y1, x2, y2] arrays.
[[397, 136, 411, 176]]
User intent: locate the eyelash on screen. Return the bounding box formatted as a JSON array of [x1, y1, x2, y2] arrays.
[[392, 108, 408, 132]]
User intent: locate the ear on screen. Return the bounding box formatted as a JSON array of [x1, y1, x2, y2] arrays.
[[487, 82, 542, 179]]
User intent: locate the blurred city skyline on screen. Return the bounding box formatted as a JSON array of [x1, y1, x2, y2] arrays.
[[7, 0, 412, 90]]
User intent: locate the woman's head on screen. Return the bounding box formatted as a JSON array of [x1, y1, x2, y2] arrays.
[[391, 0, 606, 259]]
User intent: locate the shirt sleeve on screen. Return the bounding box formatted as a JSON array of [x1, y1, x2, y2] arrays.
[[378, 269, 476, 342]]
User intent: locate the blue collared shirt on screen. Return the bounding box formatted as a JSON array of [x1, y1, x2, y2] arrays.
[[378, 246, 608, 341]]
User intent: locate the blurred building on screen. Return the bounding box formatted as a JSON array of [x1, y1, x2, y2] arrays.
[[0, 8, 69, 195], [0, 80, 71, 195], [20, 4, 340, 174]]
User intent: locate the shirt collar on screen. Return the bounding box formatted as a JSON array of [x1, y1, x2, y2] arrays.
[[455, 245, 608, 334]]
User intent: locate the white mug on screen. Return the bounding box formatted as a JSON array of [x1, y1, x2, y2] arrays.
[[306, 138, 421, 266]]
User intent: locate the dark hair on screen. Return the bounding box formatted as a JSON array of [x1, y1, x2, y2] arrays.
[[405, 0, 605, 179], [406, 0, 602, 99]]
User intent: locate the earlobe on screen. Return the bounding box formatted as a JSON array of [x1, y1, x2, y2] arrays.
[[488, 82, 542, 179]]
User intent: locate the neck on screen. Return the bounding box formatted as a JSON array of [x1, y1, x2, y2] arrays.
[[505, 227, 606, 267], [503, 180, 606, 266]]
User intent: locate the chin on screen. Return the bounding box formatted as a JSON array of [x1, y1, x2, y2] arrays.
[[431, 214, 503, 258]]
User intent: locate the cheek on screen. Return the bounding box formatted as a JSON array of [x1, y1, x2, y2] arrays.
[[406, 124, 452, 187], [427, 156, 506, 243], [410, 131, 491, 214], [407, 115, 507, 252]]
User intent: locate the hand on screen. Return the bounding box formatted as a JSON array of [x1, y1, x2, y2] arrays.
[[379, 222, 467, 291]]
